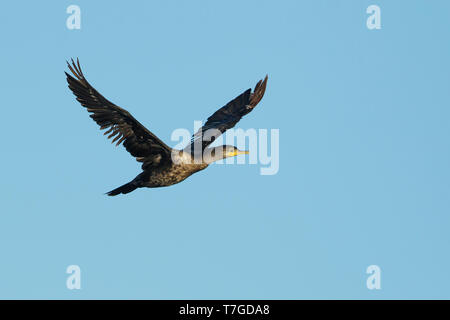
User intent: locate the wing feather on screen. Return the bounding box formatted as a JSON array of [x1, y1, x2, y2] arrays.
[[65, 58, 171, 166], [191, 75, 268, 150]]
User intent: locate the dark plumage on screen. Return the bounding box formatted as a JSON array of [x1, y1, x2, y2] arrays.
[[65, 58, 268, 196]]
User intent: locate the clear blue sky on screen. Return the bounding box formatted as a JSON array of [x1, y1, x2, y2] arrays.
[[0, 1, 449, 299]]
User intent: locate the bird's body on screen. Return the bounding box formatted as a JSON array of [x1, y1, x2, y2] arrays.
[[111, 161, 207, 195], [65, 59, 268, 195], [138, 152, 209, 188]]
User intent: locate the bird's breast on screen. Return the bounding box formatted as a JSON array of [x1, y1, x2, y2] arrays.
[[145, 162, 208, 187]]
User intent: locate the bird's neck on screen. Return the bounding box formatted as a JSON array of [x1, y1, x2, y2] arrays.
[[173, 149, 223, 165]]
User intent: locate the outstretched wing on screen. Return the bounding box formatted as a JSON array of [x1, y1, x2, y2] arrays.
[[190, 75, 268, 151], [65, 58, 171, 168]]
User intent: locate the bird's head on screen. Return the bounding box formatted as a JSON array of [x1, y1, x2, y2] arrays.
[[203, 145, 249, 163]]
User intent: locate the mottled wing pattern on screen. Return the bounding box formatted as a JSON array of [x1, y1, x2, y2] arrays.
[[191, 75, 268, 150], [65, 58, 172, 168]]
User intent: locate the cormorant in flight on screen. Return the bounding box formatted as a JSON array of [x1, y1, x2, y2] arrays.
[[65, 59, 268, 196]]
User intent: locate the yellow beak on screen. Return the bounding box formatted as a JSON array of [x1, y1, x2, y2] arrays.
[[227, 150, 249, 157]]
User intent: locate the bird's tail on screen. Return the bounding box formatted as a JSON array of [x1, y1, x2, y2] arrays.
[[106, 181, 138, 196]]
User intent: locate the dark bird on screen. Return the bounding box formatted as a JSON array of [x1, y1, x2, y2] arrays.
[[65, 59, 268, 196]]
